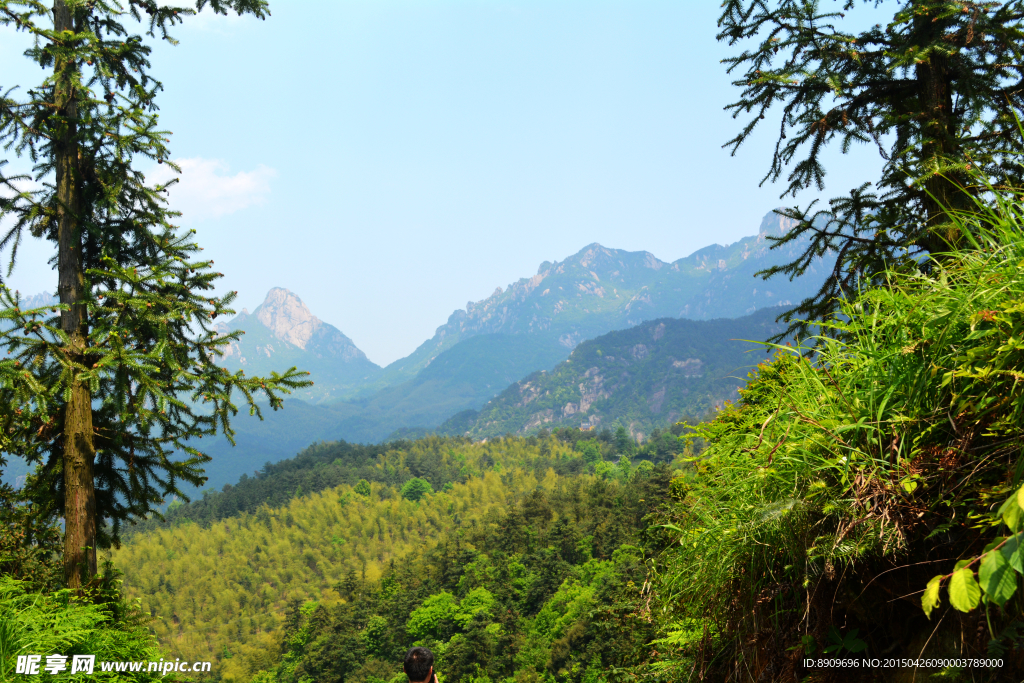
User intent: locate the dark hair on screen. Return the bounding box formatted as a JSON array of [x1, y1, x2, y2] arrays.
[[403, 647, 434, 682]]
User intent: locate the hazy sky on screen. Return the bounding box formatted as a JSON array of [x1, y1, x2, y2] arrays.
[[2, 1, 885, 366]]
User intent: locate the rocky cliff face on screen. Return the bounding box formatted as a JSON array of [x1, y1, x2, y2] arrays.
[[254, 288, 321, 350], [220, 288, 373, 363], [249, 288, 370, 362]]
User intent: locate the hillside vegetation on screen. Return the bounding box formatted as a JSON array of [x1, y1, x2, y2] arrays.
[[174, 306, 775, 496], [643, 207, 1024, 677], [445, 307, 785, 439], [111, 202, 1024, 683], [246, 466, 673, 683]]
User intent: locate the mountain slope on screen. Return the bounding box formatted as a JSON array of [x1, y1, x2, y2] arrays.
[[112, 435, 670, 683], [212, 211, 828, 406], [443, 307, 787, 438], [217, 288, 381, 402], [194, 306, 785, 496]]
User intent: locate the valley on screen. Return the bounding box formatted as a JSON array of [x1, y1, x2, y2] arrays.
[[168, 210, 829, 495]]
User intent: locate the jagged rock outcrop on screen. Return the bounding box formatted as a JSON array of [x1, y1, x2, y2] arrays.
[[216, 288, 381, 402], [255, 288, 321, 350]]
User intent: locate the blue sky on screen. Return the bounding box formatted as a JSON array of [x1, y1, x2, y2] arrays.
[[2, 0, 885, 366]]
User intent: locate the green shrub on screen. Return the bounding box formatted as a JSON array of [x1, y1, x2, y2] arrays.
[[652, 198, 1024, 673], [0, 569, 174, 681], [399, 477, 433, 502]]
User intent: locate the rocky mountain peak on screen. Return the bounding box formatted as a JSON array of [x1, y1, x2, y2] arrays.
[[758, 210, 800, 237], [253, 287, 323, 350]]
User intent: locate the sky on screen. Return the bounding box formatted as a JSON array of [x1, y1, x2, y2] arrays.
[[1, 0, 886, 366]]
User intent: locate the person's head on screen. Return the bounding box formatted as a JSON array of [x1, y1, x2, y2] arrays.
[[404, 647, 434, 683]]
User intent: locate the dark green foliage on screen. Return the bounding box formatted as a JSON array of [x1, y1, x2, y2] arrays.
[[0, 0, 309, 579], [647, 206, 1024, 677], [128, 433, 642, 535], [0, 479, 62, 591], [0, 562, 181, 681], [578, 440, 601, 466], [399, 477, 432, 502], [719, 0, 1024, 341], [127, 438, 450, 534], [614, 426, 634, 455]]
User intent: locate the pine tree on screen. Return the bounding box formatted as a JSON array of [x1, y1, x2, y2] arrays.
[[718, 0, 1024, 337], [0, 0, 309, 590]]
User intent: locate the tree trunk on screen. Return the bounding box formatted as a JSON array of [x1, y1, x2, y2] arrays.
[[915, 9, 961, 255], [53, 0, 97, 591]]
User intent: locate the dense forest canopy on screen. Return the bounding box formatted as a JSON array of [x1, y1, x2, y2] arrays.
[[110, 432, 685, 682]]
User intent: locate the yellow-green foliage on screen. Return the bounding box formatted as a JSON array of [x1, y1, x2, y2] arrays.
[[111, 438, 577, 682]]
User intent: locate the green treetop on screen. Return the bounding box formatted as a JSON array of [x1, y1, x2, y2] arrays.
[[718, 0, 1024, 337], [0, 0, 309, 590]]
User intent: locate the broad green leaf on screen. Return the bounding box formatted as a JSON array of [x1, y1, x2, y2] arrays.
[[921, 577, 942, 618], [1003, 533, 1023, 574], [1018, 483, 1024, 511], [999, 496, 1023, 532], [843, 629, 867, 653], [922, 575, 942, 618], [979, 547, 1017, 607], [948, 567, 981, 612]]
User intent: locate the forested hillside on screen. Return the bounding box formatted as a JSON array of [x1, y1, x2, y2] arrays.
[[7, 3, 1024, 683], [246, 467, 673, 683], [444, 307, 784, 438], [114, 218, 1024, 682], [169, 333, 570, 498], [112, 433, 688, 682], [171, 308, 781, 499]]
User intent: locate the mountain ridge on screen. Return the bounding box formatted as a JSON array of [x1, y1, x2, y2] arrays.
[[216, 287, 382, 402], [379, 211, 824, 386]]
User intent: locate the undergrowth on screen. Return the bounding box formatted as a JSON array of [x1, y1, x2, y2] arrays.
[[649, 197, 1024, 681]]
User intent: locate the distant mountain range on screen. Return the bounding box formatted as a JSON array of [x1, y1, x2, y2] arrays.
[[380, 210, 824, 386], [218, 210, 829, 406], [3, 210, 833, 495], [216, 288, 381, 402]]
